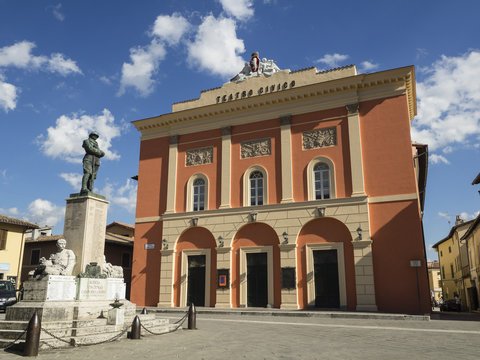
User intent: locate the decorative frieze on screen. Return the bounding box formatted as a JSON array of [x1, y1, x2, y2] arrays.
[[241, 138, 271, 158], [186, 146, 213, 166], [302, 127, 337, 150]]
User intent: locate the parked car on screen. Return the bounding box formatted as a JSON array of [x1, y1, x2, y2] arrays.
[[0, 280, 17, 312], [440, 299, 457, 311]]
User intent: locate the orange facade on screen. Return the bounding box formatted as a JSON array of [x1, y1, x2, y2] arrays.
[[131, 65, 430, 314]]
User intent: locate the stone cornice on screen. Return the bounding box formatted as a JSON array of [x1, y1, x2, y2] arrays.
[[133, 66, 416, 140], [135, 195, 368, 224]]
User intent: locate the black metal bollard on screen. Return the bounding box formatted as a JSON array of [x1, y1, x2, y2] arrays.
[[130, 315, 141, 339], [23, 310, 41, 357], [141, 307, 147, 315], [188, 303, 196, 330]]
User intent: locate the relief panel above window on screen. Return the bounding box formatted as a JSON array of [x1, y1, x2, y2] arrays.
[[302, 127, 337, 150]]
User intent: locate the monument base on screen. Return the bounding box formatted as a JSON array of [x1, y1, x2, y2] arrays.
[[5, 299, 136, 322], [23, 275, 77, 301]]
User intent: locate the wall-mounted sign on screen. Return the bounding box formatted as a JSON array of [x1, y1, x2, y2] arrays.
[[410, 260, 422, 267], [144, 244, 155, 250], [0, 263, 10, 271], [217, 269, 229, 289]]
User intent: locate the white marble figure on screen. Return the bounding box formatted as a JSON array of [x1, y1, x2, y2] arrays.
[[30, 238, 76, 279], [230, 53, 280, 82], [102, 256, 124, 278]]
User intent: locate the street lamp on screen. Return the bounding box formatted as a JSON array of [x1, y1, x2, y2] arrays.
[[356, 226, 362, 240]]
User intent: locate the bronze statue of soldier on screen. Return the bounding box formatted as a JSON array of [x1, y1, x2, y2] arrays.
[[81, 131, 105, 194]]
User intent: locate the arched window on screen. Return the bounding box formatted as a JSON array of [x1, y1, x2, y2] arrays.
[[243, 166, 268, 206], [193, 178, 205, 211], [186, 174, 209, 212], [314, 163, 330, 200], [307, 157, 335, 201], [250, 171, 264, 206]]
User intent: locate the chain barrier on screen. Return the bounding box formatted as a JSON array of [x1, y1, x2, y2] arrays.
[[2, 312, 187, 351], [40, 325, 130, 349], [0, 328, 27, 350], [140, 311, 188, 336]]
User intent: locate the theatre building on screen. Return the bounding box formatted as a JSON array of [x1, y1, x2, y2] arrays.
[[131, 62, 430, 313]]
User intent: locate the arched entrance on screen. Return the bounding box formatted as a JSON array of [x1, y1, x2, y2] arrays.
[[232, 223, 281, 308], [297, 218, 356, 310], [174, 227, 217, 307]]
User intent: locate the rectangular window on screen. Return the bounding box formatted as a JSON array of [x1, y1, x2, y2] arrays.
[[450, 264, 454, 278], [31, 249, 40, 265], [122, 253, 130, 268], [449, 246, 451, 253], [0, 229, 7, 250], [442, 266, 445, 279]]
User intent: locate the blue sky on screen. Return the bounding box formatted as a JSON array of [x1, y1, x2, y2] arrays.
[[0, 0, 479, 261]]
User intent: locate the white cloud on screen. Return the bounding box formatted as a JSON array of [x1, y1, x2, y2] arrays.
[[429, 153, 450, 165], [438, 211, 450, 220], [100, 76, 112, 85], [0, 77, 17, 112], [0, 207, 19, 216], [37, 109, 122, 163], [51, 4, 65, 22], [459, 211, 480, 221], [218, 0, 254, 21], [315, 53, 349, 68], [359, 61, 379, 72], [47, 53, 81, 75], [26, 199, 64, 227], [151, 13, 190, 45], [0, 41, 81, 75], [99, 179, 137, 213], [118, 39, 166, 97], [412, 51, 480, 153], [59, 173, 82, 190], [187, 15, 245, 77]]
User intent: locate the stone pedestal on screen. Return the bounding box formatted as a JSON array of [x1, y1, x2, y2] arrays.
[[23, 275, 76, 301], [107, 278, 126, 300], [107, 308, 125, 325], [64, 194, 109, 275], [77, 278, 108, 300]]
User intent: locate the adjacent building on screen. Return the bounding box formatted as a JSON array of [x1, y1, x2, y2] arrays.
[[131, 63, 430, 313], [460, 214, 480, 310], [433, 216, 475, 311], [0, 214, 39, 289], [427, 261, 442, 303]]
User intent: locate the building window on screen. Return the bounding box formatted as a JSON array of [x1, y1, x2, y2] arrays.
[[448, 246, 451, 253], [440, 251, 443, 257], [243, 166, 268, 206], [31, 249, 40, 265], [122, 253, 131, 268], [186, 174, 209, 212], [442, 266, 445, 279], [250, 171, 264, 206], [193, 178, 205, 211], [0, 229, 7, 250], [306, 157, 335, 201], [450, 264, 454, 278], [314, 163, 330, 200]]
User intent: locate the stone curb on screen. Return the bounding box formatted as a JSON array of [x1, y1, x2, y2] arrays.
[[136, 307, 430, 321]]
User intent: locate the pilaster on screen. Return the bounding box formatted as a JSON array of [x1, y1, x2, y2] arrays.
[[353, 239, 377, 311], [346, 104, 366, 196], [157, 249, 174, 307], [165, 135, 178, 214], [280, 115, 294, 203], [220, 127, 232, 209]]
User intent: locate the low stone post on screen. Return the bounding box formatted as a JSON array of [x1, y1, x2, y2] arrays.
[[130, 315, 141, 339], [188, 303, 196, 330], [23, 310, 41, 356], [141, 307, 147, 315]]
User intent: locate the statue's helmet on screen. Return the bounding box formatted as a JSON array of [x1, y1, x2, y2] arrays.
[[89, 131, 99, 139]]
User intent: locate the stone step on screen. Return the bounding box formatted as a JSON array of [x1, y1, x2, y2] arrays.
[[0, 329, 26, 340]]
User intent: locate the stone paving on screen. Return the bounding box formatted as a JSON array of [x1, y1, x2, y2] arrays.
[[2, 311, 480, 359]]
